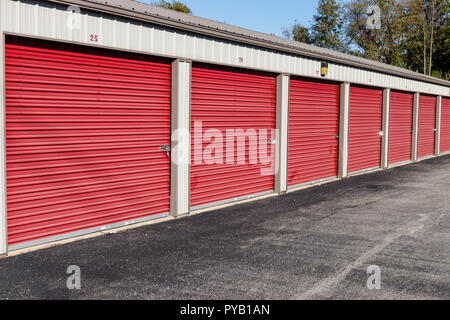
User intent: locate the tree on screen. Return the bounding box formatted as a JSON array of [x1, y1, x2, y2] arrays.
[[432, 9, 450, 79], [344, 0, 407, 66], [402, 0, 449, 76], [402, 0, 430, 73], [283, 23, 311, 44], [154, 0, 192, 14], [310, 0, 345, 51], [425, 0, 447, 75], [284, 0, 449, 79]]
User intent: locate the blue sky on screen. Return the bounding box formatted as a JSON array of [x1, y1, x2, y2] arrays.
[[141, 0, 319, 37]]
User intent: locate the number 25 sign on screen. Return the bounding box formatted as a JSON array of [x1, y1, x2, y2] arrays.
[[90, 34, 99, 42]]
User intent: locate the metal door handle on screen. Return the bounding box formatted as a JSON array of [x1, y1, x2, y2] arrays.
[[160, 145, 171, 158]]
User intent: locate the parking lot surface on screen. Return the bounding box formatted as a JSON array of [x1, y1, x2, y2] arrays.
[[0, 155, 449, 300]]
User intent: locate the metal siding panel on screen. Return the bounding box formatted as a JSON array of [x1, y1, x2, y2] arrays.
[[1, 0, 449, 95], [190, 63, 276, 208], [338, 83, 350, 178], [380, 89, 390, 168], [5, 36, 171, 246], [348, 86, 383, 173], [170, 60, 191, 217], [435, 96, 441, 155], [288, 77, 339, 186], [388, 91, 414, 164], [275, 74, 289, 193], [441, 98, 450, 153], [418, 95, 437, 158]]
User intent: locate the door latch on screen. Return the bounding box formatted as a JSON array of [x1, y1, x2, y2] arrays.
[[268, 139, 277, 145], [334, 134, 339, 139], [160, 145, 171, 158]]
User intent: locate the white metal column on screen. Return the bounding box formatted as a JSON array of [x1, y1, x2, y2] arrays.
[[412, 93, 420, 161], [0, 32, 6, 255], [435, 96, 442, 156], [338, 83, 350, 178], [381, 89, 391, 168], [170, 59, 191, 217], [275, 74, 289, 194]]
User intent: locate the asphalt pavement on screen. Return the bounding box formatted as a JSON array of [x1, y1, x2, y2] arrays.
[[0, 155, 449, 300]]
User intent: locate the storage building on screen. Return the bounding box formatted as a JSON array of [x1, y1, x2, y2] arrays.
[[0, 0, 449, 254]]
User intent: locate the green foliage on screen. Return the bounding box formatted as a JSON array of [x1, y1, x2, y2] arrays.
[[310, 0, 345, 51], [283, 23, 311, 44], [433, 20, 449, 77], [283, 0, 449, 80], [401, 0, 449, 75], [344, 0, 407, 66], [154, 0, 192, 14]]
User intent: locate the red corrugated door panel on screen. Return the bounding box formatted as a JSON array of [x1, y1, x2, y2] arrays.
[[348, 86, 383, 173], [388, 91, 414, 165], [5, 36, 171, 246], [288, 77, 339, 187], [418, 95, 436, 158], [191, 63, 276, 208], [440, 98, 450, 153]]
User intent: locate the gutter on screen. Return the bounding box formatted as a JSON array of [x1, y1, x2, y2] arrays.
[[48, 0, 449, 89]]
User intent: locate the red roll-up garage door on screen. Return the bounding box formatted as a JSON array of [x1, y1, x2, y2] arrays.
[[440, 98, 450, 154], [288, 77, 339, 187], [418, 95, 437, 158], [388, 91, 414, 165], [191, 63, 276, 208], [5, 36, 171, 247], [348, 85, 383, 174]]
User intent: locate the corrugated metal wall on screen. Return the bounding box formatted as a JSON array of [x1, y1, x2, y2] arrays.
[[418, 95, 437, 158], [0, 31, 5, 255], [288, 78, 339, 187], [0, 0, 448, 96], [5, 36, 171, 246], [348, 86, 383, 173], [0, 0, 449, 253], [440, 98, 450, 154], [190, 63, 276, 208], [388, 91, 414, 165]]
